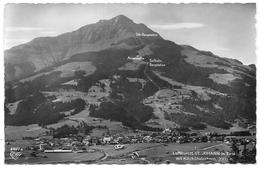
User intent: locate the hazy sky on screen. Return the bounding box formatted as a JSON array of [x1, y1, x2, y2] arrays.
[[4, 3, 256, 64]]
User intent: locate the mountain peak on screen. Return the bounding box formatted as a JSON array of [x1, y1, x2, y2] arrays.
[[113, 14, 131, 20], [97, 15, 133, 25], [5, 14, 162, 81], [112, 14, 133, 22]]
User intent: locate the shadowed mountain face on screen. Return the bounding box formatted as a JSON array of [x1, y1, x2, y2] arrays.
[[4, 15, 256, 131]]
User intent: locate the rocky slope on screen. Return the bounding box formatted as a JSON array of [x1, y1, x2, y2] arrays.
[[5, 15, 256, 132]]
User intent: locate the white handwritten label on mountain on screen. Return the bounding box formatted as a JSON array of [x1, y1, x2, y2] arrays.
[[127, 55, 144, 61]]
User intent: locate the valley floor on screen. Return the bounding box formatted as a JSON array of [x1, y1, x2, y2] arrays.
[[5, 141, 238, 164]]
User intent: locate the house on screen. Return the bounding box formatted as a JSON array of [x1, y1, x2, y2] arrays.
[[39, 143, 49, 151], [103, 136, 112, 144], [143, 136, 152, 143], [82, 138, 91, 146], [114, 144, 125, 150], [163, 128, 171, 134], [131, 138, 138, 143]]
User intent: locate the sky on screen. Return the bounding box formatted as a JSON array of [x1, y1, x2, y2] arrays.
[[4, 3, 256, 64]]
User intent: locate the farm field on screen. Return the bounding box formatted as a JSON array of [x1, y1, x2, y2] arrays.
[[96, 142, 231, 164], [5, 151, 104, 164], [5, 141, 231, 164]]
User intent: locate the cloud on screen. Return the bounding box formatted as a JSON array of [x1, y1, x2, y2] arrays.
[[4, 28, 60, 49], [39, 31, 59, 35], [4, 38, 30, 49], [150, 22, 205, 30], [5, 27, 46, 32], [215, 47, 231, 52], [5, 27, 59, 36]]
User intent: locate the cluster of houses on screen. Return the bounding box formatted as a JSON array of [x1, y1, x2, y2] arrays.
[[16, 128, 255, 154]]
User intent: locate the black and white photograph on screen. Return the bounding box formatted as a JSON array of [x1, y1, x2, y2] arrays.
[[2, 2, 257, 165]]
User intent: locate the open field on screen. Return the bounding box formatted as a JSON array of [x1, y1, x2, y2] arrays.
[[5, 151, 104, 164], [136, 142, 231, 164], [5, 125, 47, 140], [96, 142, 231, 164], [5, 140, 232, 164], [5, 139, 104, 164], [90, 143, 162, 158]]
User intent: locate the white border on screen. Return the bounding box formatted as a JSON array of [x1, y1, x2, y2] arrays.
[[0, 0, 259, 170]]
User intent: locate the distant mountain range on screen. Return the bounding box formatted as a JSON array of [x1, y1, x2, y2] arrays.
[[5, 15, 256, 132]]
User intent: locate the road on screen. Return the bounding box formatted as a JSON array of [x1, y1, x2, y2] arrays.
[[99, 150, 109, 161], [96, 142, 229, 164], [200, 143, 226, 151], [5, 142, 230, 164], [95, 143, 164, 163]]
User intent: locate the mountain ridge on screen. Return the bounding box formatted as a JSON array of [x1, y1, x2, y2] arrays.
[[5, 15, 162, 81], [5, 15, 254, 82], [5, 15, 256, 133]]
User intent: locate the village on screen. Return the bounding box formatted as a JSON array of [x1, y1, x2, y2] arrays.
[[5, 125, 256, 164]]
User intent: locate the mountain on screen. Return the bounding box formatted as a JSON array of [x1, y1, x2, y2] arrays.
[[5, 15, 256, 133], [5, 15, 162, 81]]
